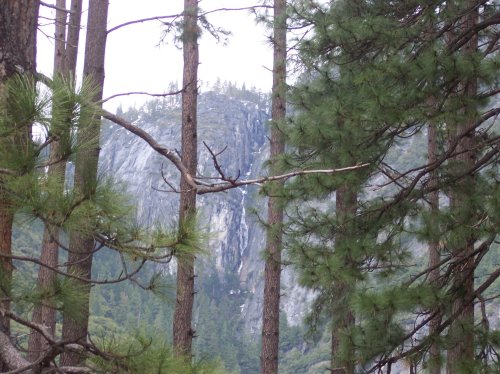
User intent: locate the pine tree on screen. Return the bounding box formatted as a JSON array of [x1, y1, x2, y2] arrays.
[[0, 1, 40, 370], [0, 2, 224, 371], [0, 72, 214, 371], [261, 0, 287, 373], [284, 67, 387, 374], [28, 0, 83, 360], [287, 0, 499, 372], [427, 103, 442, 374], [60, 0, 109, 366], [173, 0, 200, 358]]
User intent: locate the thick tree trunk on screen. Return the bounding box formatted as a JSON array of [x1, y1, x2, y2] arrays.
[[260, 1, 286, 373], [60, 0, 108, 367], [0, 1, 39, 370], [331, 185, 356, 374], [173, 0, 199, 358], [29, 0, 83, 361], [446, 4, 478, 373], [0, 1, 39, 78]]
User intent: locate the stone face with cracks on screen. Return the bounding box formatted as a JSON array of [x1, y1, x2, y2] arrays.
[[99, 90, 312, 334]]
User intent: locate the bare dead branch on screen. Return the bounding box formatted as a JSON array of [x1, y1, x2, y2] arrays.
[[107, 14, 180, 34], [157, 164, 182, 193], [0, 331, 30, 372], [106, 6, 272, 34], [102, 88, 184, 103], [0, 252, 148, 285], [103, 108, 371, 193], [200, 6, 273, 18], [203, 141, 231, 182], [100, 109, 198, 188], [193, 163, 371, 194], [37, 72, 371, 194], [40, 1, 74, 14]]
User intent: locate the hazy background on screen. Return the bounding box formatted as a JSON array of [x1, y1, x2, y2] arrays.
[[37, 0, 273, 110]]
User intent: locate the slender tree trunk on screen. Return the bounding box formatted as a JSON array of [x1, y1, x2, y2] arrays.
[[260, 1, 287, 373], [63, 0, 83, 75], [173, 0, 199, 358], [446, 101, 476, 374], [60, 0, 108, 366], [331, 185, 356, 374], [446, 4, 478, 372], [0, 1, 39, 370], [28, 0, 83, 361], [0, 203, 13, 336], [427, 121, 441, 374]]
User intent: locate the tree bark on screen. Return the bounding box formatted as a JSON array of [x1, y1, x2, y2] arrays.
[[63, 0, 83, 75], [29, 0, 83, 361], [173, 0, 199, 358], [0, 1, 39, 79], [0, 1, 40, 370], [0, 202, 13, 336], [0, 330, 31, 371], [60, 0, 108, 367], [260, 1, 287, 373], [446, 4, 478, 372]]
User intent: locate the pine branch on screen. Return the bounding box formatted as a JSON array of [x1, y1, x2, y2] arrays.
[[369, 266, 500, 372]]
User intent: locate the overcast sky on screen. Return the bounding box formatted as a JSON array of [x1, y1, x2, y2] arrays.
[[37, 0, 273, 110]]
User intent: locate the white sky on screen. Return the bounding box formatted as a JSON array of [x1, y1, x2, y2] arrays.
[[37, 0, 273, 110]]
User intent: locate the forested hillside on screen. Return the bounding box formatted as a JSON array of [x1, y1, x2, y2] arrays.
[[0, 1, 499, 373]]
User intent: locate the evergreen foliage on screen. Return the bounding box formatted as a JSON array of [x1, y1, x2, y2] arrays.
[[0, 74, 219, 371], [285, 0, 500, 371]]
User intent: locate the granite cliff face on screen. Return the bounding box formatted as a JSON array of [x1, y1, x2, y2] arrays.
[[99, 88, 312, 335]]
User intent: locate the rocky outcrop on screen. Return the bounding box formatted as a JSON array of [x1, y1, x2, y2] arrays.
[[99, 88, 311, 336]]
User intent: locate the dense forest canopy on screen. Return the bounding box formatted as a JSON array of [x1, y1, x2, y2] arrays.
[[0, 1, 499, 373]]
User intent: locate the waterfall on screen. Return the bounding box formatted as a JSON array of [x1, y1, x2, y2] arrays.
[[237, 180, 250, 273]]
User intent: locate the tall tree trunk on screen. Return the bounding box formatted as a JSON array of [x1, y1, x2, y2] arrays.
[[28, 0, 83, 361], [60, 0, 108, 366], [0, 204, 13, 336], [331, 185, 356, 374], [173, 0, 199, 358], [63, 0, 83, 75], [427, 121, 441, 374], [260, 1, 287, 373], [0, 1, 40, 370], [446, 4, 478, 372]]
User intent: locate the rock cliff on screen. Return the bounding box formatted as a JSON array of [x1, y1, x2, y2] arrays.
[[99, 87, 312, 336]]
